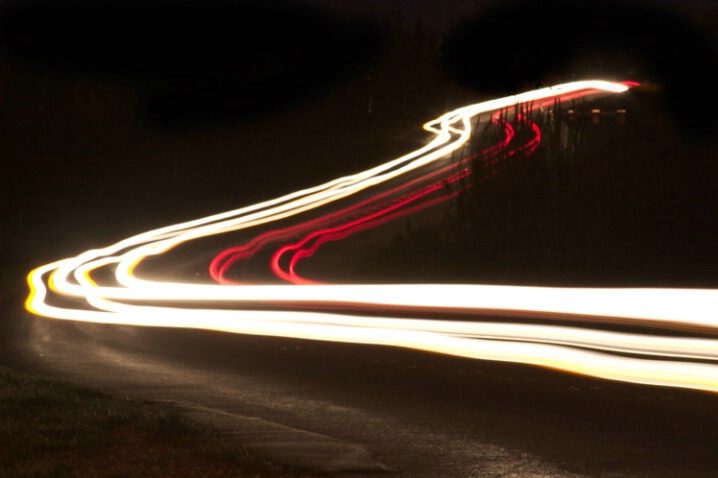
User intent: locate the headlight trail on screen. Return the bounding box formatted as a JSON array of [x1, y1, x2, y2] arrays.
[[25, 80, 718, 393]]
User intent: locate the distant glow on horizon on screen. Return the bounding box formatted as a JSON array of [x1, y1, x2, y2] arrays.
[[24, 80, 718, 394]]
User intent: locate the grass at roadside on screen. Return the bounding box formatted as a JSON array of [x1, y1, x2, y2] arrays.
[[0, 368, 327, 478]]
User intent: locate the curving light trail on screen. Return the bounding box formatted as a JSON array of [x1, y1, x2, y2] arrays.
[[264, 113, 540, 285], [25, 80, 718, 393]]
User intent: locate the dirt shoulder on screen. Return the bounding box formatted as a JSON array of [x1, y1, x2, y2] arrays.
[[0, 367, 330, 478]]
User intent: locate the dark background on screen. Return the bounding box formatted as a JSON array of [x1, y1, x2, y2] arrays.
[[1, 5, 717, 476], [2, 0, 717, 286]]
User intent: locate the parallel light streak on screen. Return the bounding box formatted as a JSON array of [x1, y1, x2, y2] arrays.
[[25, 80, 718, 393], [267, 113, 538, 285]]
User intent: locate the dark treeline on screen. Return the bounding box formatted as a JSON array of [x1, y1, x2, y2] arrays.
[[2, 0, 716, 287], [0, 2, 463, 269], [440, 0, 718, 145]]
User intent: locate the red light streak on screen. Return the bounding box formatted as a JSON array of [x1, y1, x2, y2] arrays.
[[269, 116, 537, 285], [24, 80, 718, 393], [213, 114, 523, 284]]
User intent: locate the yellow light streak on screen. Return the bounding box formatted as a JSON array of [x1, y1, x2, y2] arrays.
[[24, 80, 718, 393]]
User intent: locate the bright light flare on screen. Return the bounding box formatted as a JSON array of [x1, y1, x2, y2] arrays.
[[24, 80, 718, 393]]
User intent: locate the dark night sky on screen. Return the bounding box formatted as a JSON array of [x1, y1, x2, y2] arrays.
[[2, 0, 716, 130], [3, 0, 716, 132], [2, 0, 716, 143], [301, 0, 718, 30]]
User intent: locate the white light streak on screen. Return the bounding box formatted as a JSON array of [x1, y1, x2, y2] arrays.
[[25, 80, 718, 393]]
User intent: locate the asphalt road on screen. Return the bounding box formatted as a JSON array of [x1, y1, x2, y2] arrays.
[[3, 294, 716, 478], [3, 3, 716, 475]]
